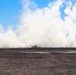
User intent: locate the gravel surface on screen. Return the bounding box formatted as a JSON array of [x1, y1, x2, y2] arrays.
[[0, 48, 76, 75]]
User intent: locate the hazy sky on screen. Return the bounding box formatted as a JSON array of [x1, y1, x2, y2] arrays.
[[0, 0, 76, 48], [0, 0, 76, 29]]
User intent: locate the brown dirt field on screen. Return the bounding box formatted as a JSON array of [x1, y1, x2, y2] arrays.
[[0, 48, 76, 75]]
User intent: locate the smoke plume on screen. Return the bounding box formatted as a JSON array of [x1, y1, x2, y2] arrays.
[[0, 0, 76, 48]]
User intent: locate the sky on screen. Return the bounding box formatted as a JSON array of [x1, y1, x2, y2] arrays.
[[0, 0, 50, 29], [0, 0, 76, 48], [0, 0, 54, 29], [0, 0, 22, 29], [0, 0, 76, 29]]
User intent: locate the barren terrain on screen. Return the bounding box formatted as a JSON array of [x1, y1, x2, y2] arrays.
[[0, 48, 76, 75]]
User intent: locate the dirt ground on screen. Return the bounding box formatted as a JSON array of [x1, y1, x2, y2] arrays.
[[0, 48, 76, 75]]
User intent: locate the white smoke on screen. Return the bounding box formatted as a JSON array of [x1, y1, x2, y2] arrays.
[[0, 0, 76, 48]]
